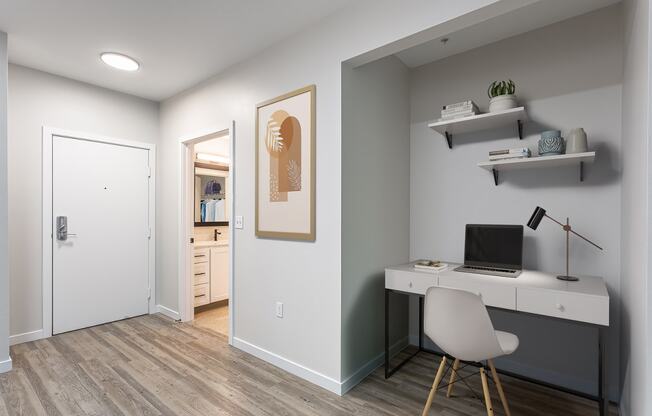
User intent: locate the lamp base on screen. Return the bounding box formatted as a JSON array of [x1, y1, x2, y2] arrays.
[[557, 275, 579, 281]]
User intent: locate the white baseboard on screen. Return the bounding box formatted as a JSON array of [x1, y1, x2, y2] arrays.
[[9, 329, 44, 346], [156, 304, 181, 321], [232, 337, 342, 395], [0, 358, 12, 373], [340, 336, 409, 395]]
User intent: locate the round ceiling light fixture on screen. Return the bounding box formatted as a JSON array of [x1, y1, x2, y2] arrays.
[[100, 52, 140, 71]]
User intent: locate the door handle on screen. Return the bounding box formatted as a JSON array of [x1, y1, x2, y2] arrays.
[[56, 216, 77, 241]]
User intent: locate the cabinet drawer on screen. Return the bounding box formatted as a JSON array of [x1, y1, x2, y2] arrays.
[[193, 269, 209, 285], [193, 248, 209, 264], [193, 284, 210, 307], [517, 288, 609, 326], [193, 262, 209, 283], [385, 269, 437, 295], [438, 275, 516, 310]]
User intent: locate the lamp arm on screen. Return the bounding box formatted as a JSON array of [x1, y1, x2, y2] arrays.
[[568, 229, 603, 251], [545, 213, 603, 251]]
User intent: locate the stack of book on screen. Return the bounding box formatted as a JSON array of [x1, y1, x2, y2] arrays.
[[438, 100, 479, 121], [414, 260, 448, 271], [489, 147, 531, 161]]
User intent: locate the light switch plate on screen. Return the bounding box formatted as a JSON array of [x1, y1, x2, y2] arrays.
[[275, 302, 283, 318], [235, 215, 244, 229]]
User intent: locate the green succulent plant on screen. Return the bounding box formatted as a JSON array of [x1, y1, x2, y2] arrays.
[[487, 80, 516, 98]]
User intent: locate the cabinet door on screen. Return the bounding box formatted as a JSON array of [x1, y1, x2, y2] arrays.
[[210, 246, 229, 302]]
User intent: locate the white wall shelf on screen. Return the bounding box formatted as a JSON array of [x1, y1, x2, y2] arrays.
[[478, 151, 596, 185], [428, 107, 527, 149]]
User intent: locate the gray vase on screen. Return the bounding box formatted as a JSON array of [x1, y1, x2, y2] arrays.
[[538, 130, 565, 155], [566, 128, 588, 154]]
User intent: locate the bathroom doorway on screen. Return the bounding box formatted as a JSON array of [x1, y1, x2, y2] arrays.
[[178, 123, 235, 343]]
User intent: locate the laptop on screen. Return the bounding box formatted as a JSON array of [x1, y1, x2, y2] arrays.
[[454, 224, 523, 278]]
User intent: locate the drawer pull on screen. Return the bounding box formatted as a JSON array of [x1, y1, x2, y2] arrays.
[[195, 295, 204, 298], [556, 303, 565, 312], [194, 254, 206, 258], [195, 272, 206, 276], [408, 282, 413, 288]]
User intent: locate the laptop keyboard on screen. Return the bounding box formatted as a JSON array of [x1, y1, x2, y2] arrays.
[[463, 265, 517, 274]]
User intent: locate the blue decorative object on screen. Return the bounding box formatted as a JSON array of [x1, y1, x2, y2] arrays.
[[538, 130, 565, 155]]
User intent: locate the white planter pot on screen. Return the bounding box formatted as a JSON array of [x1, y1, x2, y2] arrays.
[[489, 94, 518, 112]]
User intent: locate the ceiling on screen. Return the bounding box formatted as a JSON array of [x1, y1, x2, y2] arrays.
[[395, 0, 620, 68], [0, 0, 353, 101]]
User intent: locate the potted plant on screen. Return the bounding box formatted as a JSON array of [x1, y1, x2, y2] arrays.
[[487, 79, 517, 112]]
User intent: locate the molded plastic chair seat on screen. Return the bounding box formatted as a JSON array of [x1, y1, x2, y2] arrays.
[[496, 330, 519, 355], [421, 286, 519, 416]]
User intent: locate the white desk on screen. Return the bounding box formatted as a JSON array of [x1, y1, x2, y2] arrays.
[[384, 261, 610, 415]]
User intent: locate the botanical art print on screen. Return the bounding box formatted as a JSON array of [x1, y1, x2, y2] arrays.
[[256, 85, 315, 240]]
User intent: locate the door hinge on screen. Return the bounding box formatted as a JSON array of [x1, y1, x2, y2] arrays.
[[148, 286, 151, 300], [147, 227, 152, 239], [147, 166, 152, 178]]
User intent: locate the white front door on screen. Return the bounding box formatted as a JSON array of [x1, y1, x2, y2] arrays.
[[52, 135, 151, 334]]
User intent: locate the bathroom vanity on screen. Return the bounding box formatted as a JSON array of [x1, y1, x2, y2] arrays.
[[192, 240, 229, 307]]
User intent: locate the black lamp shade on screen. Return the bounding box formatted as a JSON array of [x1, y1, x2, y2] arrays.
[[527, 206, 546, 230]]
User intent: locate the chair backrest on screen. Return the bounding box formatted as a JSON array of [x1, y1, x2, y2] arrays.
[[424, 286, 504, 362]]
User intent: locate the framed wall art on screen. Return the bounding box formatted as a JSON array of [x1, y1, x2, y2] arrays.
[[255, 85, 315, 240]]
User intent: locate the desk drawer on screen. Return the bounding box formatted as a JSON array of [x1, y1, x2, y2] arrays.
[[193, 248, 209, 264], [517, 288, 609, 326], [438, 276, 516, 310], [385, 270, 437, 295]]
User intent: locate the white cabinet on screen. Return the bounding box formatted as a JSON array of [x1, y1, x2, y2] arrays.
[[192, 243, 229, 307], [210, 246, 229, 303]]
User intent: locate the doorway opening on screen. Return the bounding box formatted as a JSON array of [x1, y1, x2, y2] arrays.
[[178, 124, 235, 343]]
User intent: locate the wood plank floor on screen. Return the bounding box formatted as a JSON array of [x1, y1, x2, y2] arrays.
[[0, 314, 617, 415]]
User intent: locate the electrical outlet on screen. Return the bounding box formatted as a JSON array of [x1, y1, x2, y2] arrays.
[[275, 302, 284, 318], [235, 215, 244, 229]]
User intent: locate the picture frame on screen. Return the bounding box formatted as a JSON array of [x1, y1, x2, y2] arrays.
[[255, 85, 316, 241]]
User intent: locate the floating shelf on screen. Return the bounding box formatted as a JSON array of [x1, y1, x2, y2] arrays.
[[478, 151, 596, 185], [428, 107, 527, 149]]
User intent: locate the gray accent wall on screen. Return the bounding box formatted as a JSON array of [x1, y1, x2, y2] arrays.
[[408, 5, 623, 399], [341, 55, 410, 384]]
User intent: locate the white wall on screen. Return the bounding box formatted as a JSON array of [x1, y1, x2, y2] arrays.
[[341, 55, 410, 385], [158, 0, 523, 390], [409, 6, 622, 398], [7, 65, 159, 339], [0, 31, 10, 373], [620, 0, 651, 414]]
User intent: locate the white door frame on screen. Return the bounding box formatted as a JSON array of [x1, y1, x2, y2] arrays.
[[42, 127, 156, 338], [178, 121, 235, 346]]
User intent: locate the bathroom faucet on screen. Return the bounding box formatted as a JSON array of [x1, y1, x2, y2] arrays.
[[214, 229, 222, 241]]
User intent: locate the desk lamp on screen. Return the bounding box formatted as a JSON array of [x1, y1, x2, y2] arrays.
[[527, 206, 603, 281]]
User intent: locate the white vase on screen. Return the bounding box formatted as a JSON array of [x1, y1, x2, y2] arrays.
[[488, 94, 518, 112], [566, 128, 588, 154]]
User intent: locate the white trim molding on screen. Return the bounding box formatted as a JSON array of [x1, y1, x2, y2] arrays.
[[0, 358, 12, 373], [9, 329, 44, 346], [156, 305, 181, 321], [42, 126, 157, 338], [233, 337, 343, 394]]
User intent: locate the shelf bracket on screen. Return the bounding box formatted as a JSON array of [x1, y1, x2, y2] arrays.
[[492, 169, 499, 186], [580, 161, 584, 182], [445, 131, 453, 149], [517, 119, 524, 140]]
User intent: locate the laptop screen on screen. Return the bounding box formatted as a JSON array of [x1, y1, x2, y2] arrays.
[[464, 224, 523, 270]]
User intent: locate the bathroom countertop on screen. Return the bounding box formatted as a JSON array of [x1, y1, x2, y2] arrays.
[[194, 240, 229, 248]]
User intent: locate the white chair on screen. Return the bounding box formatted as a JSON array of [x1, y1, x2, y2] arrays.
[[421, 286, 519, 416]]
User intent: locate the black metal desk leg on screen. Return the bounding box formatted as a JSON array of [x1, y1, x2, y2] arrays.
[[385, 289, 390, 379], [419, 296, 424, 351], [598, 326, 607, 416]]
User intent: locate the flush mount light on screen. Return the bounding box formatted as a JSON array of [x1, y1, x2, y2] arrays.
[[100, 52, 140, 71], [197, 153, 230, 164]]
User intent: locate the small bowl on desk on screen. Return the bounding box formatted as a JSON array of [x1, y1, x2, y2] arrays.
[[538, 130, 565, 156]]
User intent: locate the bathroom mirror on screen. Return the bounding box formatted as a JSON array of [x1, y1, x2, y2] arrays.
[[195, 166, 229, 226]]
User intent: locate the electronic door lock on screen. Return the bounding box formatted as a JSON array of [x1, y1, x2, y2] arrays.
[[56, 216, 77, 241]]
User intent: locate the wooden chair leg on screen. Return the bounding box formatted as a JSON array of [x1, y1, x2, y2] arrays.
[[488, 360, 511, 416], [446, 358, 460, 398], [422, 356, 447, 416], [480, 367, 494, 416]]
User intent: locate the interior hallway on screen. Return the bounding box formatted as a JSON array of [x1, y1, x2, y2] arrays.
[[0, 314, 616, 415]]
